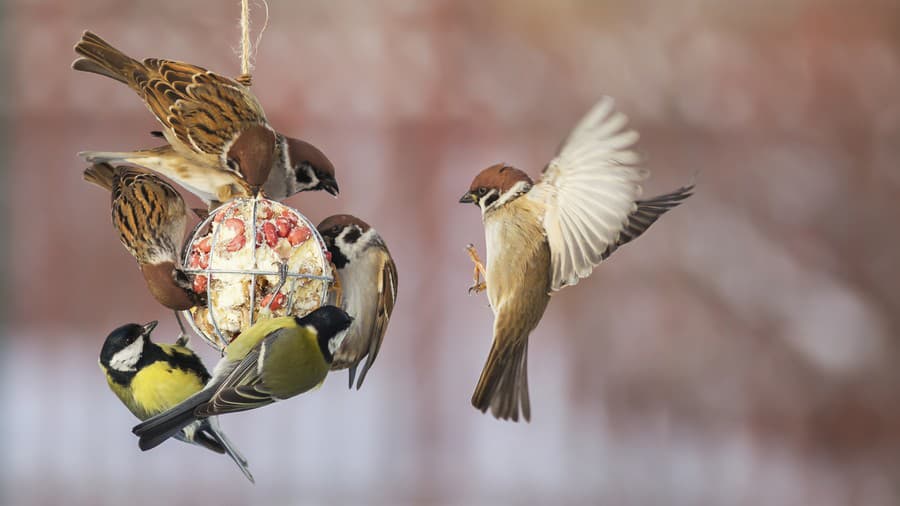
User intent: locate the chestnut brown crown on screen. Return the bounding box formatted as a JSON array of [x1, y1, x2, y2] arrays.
[[318, 214, 371, 238], [459, 163, 533, 206], [228, 124, 277, 191], [286, 137, 339, 196]]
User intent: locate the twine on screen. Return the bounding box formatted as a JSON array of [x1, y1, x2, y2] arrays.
[[236, 0, 269, 87]]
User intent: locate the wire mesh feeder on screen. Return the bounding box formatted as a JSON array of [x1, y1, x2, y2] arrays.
[[179, 196, 334, 351]]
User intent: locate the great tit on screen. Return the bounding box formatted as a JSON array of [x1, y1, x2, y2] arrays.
[[132, 305, 353, 452], [99, 321, 254, 482]]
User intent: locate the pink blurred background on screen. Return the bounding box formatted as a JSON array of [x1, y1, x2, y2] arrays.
[[4, 0, 900, 504]]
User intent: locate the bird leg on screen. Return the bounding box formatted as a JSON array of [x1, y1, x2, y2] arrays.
[[466, 244, 487, 294], [173, 311, 190, 346]]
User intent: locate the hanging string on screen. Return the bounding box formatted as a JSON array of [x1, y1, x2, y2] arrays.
[[236, 0, 268, 86]]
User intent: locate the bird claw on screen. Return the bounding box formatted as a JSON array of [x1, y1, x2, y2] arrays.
[[465, 244, 487, 295], [174, 333, 190, 347]]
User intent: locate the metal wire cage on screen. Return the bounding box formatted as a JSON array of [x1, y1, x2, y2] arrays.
[[179, 196, 334, 351]]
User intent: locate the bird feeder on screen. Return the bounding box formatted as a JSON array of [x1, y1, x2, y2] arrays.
[[180, 197, 334, 351]]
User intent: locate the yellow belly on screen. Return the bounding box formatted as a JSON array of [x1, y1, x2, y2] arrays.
[[108, 362, 206, 420]]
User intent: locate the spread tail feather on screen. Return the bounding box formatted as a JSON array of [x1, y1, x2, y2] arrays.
[[79, 150, 146, 164], [472, 338, 530, 422], [72, 31, 140, 85], [82, 162, 118, 191], [133, 388, 215, 451]]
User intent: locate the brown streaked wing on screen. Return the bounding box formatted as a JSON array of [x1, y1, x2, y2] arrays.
[[111, 170, 185, 262], [131, 58, 267, 155], [355, 250, 398, 388]]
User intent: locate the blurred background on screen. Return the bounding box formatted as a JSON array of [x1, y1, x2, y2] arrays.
[[3, 0, 900, 504]]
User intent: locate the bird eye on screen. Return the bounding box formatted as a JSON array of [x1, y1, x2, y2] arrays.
[[477, 188, 487, 196], [332, 226, 340, 234], [226, 158, 239, 172]]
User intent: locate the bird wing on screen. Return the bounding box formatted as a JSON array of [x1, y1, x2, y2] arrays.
[[195, 345, 275, 417], [134, 59, 267, 157], [111, 169, 186, 264], [526, 96, 649, 291], [354, 248, 398, 388], [196, 323, 327, 417]]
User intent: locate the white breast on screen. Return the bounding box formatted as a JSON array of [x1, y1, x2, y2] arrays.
[[331, 250, 380, 362]]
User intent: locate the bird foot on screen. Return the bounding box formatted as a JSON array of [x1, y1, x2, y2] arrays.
[[174, 333, 190, 347], [468, 282, 486, 295], [465, 244, 487, 295]]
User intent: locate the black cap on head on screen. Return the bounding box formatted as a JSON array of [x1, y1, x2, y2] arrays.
[[99, 321, 156, 366], [295, 305, 353, 363]]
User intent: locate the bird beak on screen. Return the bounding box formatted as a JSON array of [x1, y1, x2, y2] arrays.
[[141, 320, 159, 335], [459, 192, 476, 204], [323, 180, 340, 197]]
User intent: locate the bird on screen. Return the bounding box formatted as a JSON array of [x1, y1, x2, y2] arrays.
[[99, 320, 253, 482], [317, 215, 398, 389], [72, 31, 339, 206], [459, 96, 693, 422], [83, 162, 202, 311], [132, 305, 353, 451]]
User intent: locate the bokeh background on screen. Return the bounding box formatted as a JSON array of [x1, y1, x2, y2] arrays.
[[3, 0, 900, 504]]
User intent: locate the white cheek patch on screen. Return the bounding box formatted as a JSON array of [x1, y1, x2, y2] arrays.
[[110, 336, 144, 372], [336, 228, 377, 261], [479, 189, 499, 214], [495, 181, 531, 207], [328, 327, 350, 355], [301, 164, 319, 188]]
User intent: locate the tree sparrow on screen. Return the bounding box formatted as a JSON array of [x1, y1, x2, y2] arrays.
[[459, 97, 693, 421], [73, 31, 338, 206], [318, 215, 398, 389], [84, 163, 202, 310]]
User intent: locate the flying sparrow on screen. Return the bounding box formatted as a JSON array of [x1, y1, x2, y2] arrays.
[[84, 162, 202, 310], [318, 215, 398, 389], [459, 97, 693, 422], [73, 31, 339, 206]]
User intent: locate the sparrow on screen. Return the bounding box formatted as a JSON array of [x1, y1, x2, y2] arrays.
[[73, 31, 339, 205], [459, 96, 693, 422], [83, 162, 201, 310], [132, 306, 353, 451], [100, 320, 253, 482], [318, 215, 398, 389]]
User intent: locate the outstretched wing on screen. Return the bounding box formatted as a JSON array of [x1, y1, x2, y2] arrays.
[[526, 97, 648, 290]]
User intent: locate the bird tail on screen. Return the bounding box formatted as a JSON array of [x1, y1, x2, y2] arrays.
[[472, 336, 530, 422], [133, 388, 215, 451], [72, 31, 142, 86], [197, 418, 254, 483], [82, 162, 118, 191], [79, 150, 144, 165]]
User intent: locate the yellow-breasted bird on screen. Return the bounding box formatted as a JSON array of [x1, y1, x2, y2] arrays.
[[132, 306, 353, 451], [99, 321, 253, 482], [84, 163, 201, 311], [73, 31, 338, 205], [460, 96, 693, 422]]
